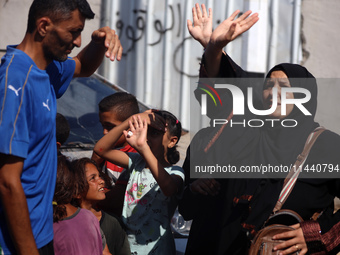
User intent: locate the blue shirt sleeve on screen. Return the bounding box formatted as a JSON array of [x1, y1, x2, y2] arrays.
[[46, 58, 75, 98]]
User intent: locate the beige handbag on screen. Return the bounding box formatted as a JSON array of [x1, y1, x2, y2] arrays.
[[248, 127, 325, 255]]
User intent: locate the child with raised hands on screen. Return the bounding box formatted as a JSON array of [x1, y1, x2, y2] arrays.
[[94, 110, 184, 255]]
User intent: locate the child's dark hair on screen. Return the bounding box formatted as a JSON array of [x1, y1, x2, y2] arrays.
[[99, 92, 140, 122], [154, 110, 182, 165], [70, 157, 99, 207], [53, 155, 76, 222], [56, 113, 70, 145]]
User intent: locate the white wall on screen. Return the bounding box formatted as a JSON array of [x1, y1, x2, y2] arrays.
[[301, 0, 340, 134], [99, 0, 301, 131]]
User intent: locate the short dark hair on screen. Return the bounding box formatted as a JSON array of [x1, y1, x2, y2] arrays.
[[27, 0, 95, 33], [98, 92, 140, 122], [56, 113, 70, 145]]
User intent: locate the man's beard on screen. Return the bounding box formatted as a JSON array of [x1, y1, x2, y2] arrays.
[[49, 51, 68, 62], [43, 45, 69, 63]]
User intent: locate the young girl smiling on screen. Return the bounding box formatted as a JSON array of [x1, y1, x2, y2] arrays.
[[53, 155, 103, 255], [71, 158, 131, 255]]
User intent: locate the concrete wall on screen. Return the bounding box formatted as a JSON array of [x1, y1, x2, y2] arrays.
[[302, 0, 340, 78], [96, 0, 302, 131], [301, 0, 340, 133]]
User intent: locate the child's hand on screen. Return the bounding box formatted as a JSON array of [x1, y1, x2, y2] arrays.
[[187, 3, 213, 48], [124, 115, 149, 152], [137, 110, 166, 132]]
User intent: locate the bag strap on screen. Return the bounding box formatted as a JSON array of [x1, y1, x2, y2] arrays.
[[273, 127, 326, 213]]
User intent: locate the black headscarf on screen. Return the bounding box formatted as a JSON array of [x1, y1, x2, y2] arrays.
[[255, 63, 319, 170], [242, 63, 320, 233]]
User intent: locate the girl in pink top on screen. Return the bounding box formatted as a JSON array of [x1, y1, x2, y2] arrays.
[[53, 155, 104, 255]]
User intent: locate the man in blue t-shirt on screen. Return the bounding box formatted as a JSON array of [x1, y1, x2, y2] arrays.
[[0, 0, 123, 254]]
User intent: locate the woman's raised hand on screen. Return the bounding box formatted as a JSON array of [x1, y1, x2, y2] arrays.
[[208, 10, 259, 50], [187, 3, 213, 48]]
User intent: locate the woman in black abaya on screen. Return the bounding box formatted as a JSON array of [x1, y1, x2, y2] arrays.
[[180, 4, 340, 255]]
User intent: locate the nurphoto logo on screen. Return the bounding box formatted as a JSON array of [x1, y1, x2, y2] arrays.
[[200, 83, 311, 128], [198, 82, 223, 115]]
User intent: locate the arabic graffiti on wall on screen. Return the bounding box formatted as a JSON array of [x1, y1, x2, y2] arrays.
[[113, 3, 222, 78]]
